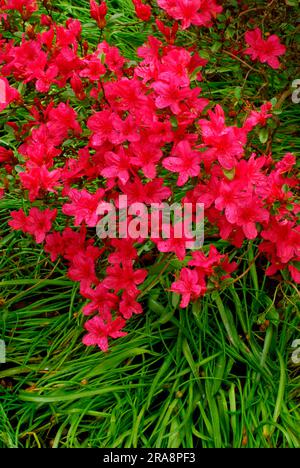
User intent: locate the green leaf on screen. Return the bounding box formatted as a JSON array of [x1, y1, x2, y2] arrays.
[[259, 127, 269, 144], [211, 41, 222, 53], [223, 168, 236, 181]]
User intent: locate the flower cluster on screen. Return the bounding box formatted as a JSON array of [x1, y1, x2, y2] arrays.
[[0, 1, 298, 351], [157, 0, 223, 30]]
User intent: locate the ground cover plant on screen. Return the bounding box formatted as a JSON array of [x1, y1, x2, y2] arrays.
[[0, 0, 299, 448]]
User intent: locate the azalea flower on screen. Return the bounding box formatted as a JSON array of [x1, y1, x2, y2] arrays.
[[82, 315, 127, 351], [157, 0, 222, 30], [87, 110, 122, 147], [90, 0, 107, 29], [198, 105, 246, 170], [152, 79, 191, 114], [9, 207, 57, 243], [101, 147, 132, 185], [154, 225, 194, 261], [68, 251, 99, 289], [0, 77, 20, 112], [44, 232, 65, 262], [81, 284, 119, 318], [20, 165, 61, 201], [62, 188, 105, 227], [119, 291, 143, 319], [244, 28, 286, 69], [261, 219, 300, 264], [103, 265, 147, 296], [132, 0, 151, 21], [171, 268, 204, 308], [162, 140, 200, 186], [26, 207, 57, 243], [130, 141, 162, 179], [2, 0, 37, 20]]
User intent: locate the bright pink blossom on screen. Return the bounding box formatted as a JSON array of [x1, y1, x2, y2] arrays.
[[82, 315, 127, 351], [157, 0, 222, 30], [20, 166, 61, 201], [245, 28, 286, 69], [9, 207, 57, 243], [0, 77, 20, 112], [103, 265, 147, 296], [163, 140, 200, 186], [171, 268, 204, 308], [68, 251, 99, 289], [62, 188, 104, 227]]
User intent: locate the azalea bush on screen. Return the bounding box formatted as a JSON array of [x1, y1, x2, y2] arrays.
[[0, 0, 299, 353]]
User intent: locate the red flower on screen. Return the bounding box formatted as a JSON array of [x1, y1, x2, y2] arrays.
[[9, 207, 57, 244], [44, 232, 65, 262], [3, 0, 37, 20], [245, 28, 286, 69], [47, 102, 82, 141], [26, 207, 57, 243], [68, 251, 99, 289], [90, 0, 107, 29], [132, 0, 151, 21], [80, 56, 106, 82], [261, 219, 300, 263], [157, 0, 222, 30], [244, 102, 273, 131], [120, 177, 171, 205], [0, 146, 14, 165], [199, 105, 246, 170], [289, 265, 300, 284], [103, 264, 147, 296], [20, 165, 61, 201], [171, 268, 204, 308], [152, 78, 190, 114], [119, 292, 143, 319], [108, 238, 137, 266], [154, 226, 193, 261], [35, 65, 58, 93], [0, 77, 20, 112], [87, 110, 122, 147], [81, 284, 119, 318], [82, 315, 127, 351], [163, 140, 200, 186], [8, 209, 29, 233], [188, 245, 237, 281], [215, 181, 249, 224], [62, 188, 104, 227], [101, 147, 132, 185], [130, 141, 162, 179], [155, 19, 178, 44]]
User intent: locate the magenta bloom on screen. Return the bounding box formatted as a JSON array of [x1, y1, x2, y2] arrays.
[[163, 140, 200, 186], [9, 207, 57, 244], [82, 315, 127, 351], [245, 28, 286, 69], [0, 77, 20, 112], [157, 0, 222, 30], [171, 268, 204, 308], [62, 188, 104, 227]]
